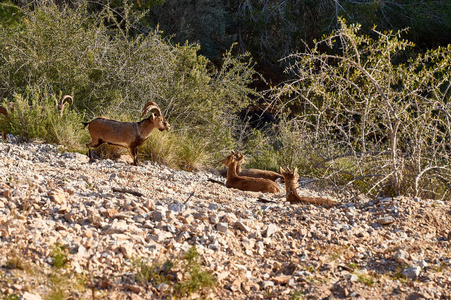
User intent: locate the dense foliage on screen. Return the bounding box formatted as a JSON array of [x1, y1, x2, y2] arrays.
[[270, 20, 451, 199], [0, 2, 258, 170], [1, 1, 451, 199], [6, 0, 451, 77]]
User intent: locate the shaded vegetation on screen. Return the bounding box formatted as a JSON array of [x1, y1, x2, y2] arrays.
[[0, 1, 451, 199]]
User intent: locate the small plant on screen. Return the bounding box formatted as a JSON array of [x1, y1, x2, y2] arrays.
[[46, 244, 87, 300], [46, 286, 65, 300], [176, 246, 216, 297], [133, 258, 173, 286], [5, 256, 25, 271], [435, 263, 446, 273], [175, 134, 209, 171], [131, 246, 216, 298], [357, 273, 375, 286], [140, 130, 177, 167], [306, 265, 315, 273], [290, 289, 305, 300], [51, 244, 69, 269], [349, 262, 358, 269]]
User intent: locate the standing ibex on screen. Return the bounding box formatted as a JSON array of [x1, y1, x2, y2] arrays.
[[280, 166, 338, 208], [83, 101, 170, 166], [222, 151, 280, 193]]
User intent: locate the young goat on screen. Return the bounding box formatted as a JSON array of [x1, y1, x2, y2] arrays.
[[222, 151, 280, 193], [219, 153, 283, 182], [236, 161, 283, 182], [280, 166, 338, 208], [83, 101, 170, 165]]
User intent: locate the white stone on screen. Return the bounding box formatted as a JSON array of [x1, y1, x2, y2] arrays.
[[377, 216, 395, 225], [217, 222, 228, 233], [21, 292, 42, 300], [403, 265, 422, 279], [265, 224, 279, 237]]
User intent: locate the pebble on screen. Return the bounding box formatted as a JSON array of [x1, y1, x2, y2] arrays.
[[403, 265, 422, 279], [0, 140, 450, 300], [377, 216, 395, 225]]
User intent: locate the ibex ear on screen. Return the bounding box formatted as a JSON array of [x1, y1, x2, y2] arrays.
[[279, 166, 284, 174], [294, 167, 298, 174]]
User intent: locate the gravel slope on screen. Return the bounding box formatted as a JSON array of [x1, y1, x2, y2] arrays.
[[0, 140, 450, 299]]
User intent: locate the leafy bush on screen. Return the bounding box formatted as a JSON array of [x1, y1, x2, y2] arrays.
[[274, 19, 451, 199], [0, 3, 259, 167], [0, 88, 85, 147]]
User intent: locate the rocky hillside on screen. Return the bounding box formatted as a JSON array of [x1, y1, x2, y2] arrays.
[[0, 139, 450, 299]]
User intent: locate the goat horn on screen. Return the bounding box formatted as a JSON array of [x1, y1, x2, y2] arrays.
[[141, 101, 161, 119], [60, 95, 73, 107]]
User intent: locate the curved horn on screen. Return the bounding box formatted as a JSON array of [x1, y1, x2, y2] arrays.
[[141, 101, 161, 119], [58, 95, 73, 116], [60, 95, 73, 107]]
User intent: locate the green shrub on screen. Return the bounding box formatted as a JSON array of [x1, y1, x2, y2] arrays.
[[139, 131, 178, 167], [0, 3, 259, 168], [51, 243, 69, 269], [274, 19, 451, 199], [0, 88, 85, 147], [176, 246, 216, 297], [131, 246, 216, 298]]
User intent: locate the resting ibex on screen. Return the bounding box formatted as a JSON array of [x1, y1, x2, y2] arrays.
[[219, 152, 283, 182], [280, 166, 338, 208], [83, 101, 170, 166], [236, 161, 283, 182], [222, 151, 280, 193]]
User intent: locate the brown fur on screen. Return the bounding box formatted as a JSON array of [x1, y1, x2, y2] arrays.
[[219, 156, 284, 182], [236, 165, 283, 182], [0, 102, 13, 140], [84, 102, 169, 166], [280, 166, 338, 208], [222, 152, 280, 193]]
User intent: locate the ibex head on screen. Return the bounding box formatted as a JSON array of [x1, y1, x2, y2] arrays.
[[141, 101, 170, 131]]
